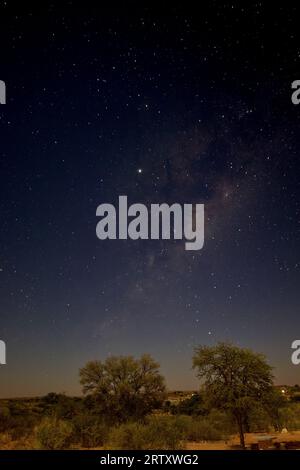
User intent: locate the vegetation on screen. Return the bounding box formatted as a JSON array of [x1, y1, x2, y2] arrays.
[[107, 417, 184, 450], [193, 343, 275, 448], [35, 417, 73, 450], [71, 415, 108, 448], [79, 354, 166, 424], [0, 346, 299, 450]]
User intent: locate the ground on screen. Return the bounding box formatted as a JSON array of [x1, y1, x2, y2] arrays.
[[186, 431, 300, 450], [2, 431, 300, 450]]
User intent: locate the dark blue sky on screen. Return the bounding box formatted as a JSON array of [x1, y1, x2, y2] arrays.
[[0, 3, 300, 396]]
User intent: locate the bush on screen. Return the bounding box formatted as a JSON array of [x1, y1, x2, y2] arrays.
[[167, 415, 192, 436], [184, 418, 224, 441], [166, 412, 232, 442], [161, 413, 228, 441], [204, 410, 235, 437], [107, 418, 183, 450], [172, 394, 207, 416], [35, 418, 73, 449], [107, 413, 232, 450], [72, 415, 108, 448], [143, 416, 184, 449], [279, 403, 300, 431], [247, 406, 273, 432], [40, 393, 82, 419], [0, 407, 11, 432], [0, 407, 38, 440], [108, 422, 147, 450]]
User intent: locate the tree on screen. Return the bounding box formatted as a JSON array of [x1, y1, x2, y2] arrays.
[[192, 342, 274, 449], [79, 354, 166, 424]]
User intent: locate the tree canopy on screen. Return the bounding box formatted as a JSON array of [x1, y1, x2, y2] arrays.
[[193, 342, 274, 448], [79, 354, 166, 423]]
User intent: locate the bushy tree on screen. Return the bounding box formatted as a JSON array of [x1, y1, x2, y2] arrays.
[[79, 354, 166, 423], [193, 342, 274, 448]]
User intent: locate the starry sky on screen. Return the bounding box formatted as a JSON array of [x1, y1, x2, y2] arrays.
[[0, 3, 300, 397]]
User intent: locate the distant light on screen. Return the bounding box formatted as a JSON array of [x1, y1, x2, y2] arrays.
[[281, 389, 286, 394], [137, 168, 142, 174]]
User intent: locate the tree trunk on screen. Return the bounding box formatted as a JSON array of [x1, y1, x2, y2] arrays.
[[236, 414, 246, 449], [244, 414, 250, 433], [238, 423, 245, 449]]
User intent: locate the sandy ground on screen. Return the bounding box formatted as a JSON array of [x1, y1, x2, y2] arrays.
[[2, 431, 300, 450], [186, 431, 300, 450]]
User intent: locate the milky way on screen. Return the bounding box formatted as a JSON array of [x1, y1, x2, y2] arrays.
[[0, 4, 300, 396]]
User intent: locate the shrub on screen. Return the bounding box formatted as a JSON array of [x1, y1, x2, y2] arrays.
[[35, 418, 73, 449], [106, 413, 231, 450], [0, 407, 38, 440], [0, 407, 11, 432], [247, 406, 273, 432], [107, 418, 183, 450], [143, 416, 184, 449], [153, 412, 233, 442], [40, 393, 82, 419], [72, 415, 108, 448], [279, 403, 300, 431], [162, 414, 225, 441], [205, 410, 235, 436], [184, 418, 224, 441], [107, 422, 147, 450]]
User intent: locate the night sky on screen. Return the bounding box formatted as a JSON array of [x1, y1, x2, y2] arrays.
[[0, 3, 300, 397]]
